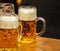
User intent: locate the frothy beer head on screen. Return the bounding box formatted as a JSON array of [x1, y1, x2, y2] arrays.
[[0, 15, 18, 29], [18, 6, 37, 21]]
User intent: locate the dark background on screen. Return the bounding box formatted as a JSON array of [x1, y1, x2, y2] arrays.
[[0, 0, 60, 39]]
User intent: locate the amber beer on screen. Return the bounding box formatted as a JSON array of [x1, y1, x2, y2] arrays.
[[18, 6, 46, 43], [0, 16, 18, 51], [19, 20, 36, 43]]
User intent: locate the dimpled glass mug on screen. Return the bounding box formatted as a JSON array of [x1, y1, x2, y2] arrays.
[[0, 3, 22, 51], [18, 6, 46, 43]]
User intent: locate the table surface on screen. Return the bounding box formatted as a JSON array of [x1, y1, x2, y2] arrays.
[[18, 37, 60, 51]]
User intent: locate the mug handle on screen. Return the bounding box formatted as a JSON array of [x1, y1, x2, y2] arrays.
[[18, 22, 22, 42], [36, 17, 46, 36]]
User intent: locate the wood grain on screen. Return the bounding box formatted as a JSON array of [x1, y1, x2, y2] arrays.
[[18, 37, 60, 51]]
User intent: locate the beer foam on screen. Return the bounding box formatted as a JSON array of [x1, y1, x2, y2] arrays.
[[0, 16, 18, 21], [19, 6, 36, 14], [0, 15, 18, 29], [18, 6, 37, 21], [19, 13, 37, 21]]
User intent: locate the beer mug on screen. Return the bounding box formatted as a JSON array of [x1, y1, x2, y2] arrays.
[[18, 6, 46, 43], [0, 3, 21, 51]]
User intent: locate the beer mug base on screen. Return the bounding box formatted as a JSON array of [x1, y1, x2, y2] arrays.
[[19, 38, 35, 43], [0, 48, 17, 51]]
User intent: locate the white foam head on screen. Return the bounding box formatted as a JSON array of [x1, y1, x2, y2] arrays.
[[0, 15, 18, 29], [0, 15, 18, 21], [18, 6, 37, 21]]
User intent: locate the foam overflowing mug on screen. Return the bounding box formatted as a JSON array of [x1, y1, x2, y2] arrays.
[[18, 6, 46, 43]]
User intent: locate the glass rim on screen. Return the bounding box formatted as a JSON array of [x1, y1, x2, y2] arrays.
[[19, 6, 37, 9]]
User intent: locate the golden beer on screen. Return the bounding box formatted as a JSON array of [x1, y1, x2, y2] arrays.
[[0, 29, 18, 47], [19, 20, 36, 43]]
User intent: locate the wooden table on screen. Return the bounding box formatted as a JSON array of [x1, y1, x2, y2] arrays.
[[18, 37, 60, 51]]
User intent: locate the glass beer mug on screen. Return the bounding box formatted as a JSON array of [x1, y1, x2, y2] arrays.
[[18, 6, 46, 43], [0, 3, 19, 51]]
